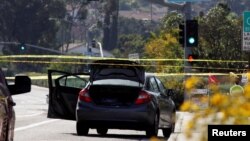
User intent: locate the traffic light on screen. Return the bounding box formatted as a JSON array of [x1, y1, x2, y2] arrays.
[[186, 20, 198, 47], [19, 43, 26, 51], [178, 23, 185, 46], [91, 40, 96, 48], [187, 54, 198, 65]]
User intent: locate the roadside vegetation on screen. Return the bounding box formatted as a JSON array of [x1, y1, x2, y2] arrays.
[[181, 75, 250, 141]]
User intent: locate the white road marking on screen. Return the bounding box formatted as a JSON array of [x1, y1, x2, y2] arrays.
[[16, 112, 45, 118], [15, 119, 59, 131]]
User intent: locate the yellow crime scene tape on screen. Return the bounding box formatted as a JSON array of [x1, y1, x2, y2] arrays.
[[6, 75, 89, 80], [0, 59, 246, 71], [5, 73, 231, 81], [0, 55, 248, 75], [0, 55, 248, 63]]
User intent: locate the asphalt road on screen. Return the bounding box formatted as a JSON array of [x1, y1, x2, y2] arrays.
[[12, 86, 199, 141]]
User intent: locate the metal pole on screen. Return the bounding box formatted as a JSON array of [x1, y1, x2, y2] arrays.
[[0, 42, 65, 54], [97, 42, 104, 58], [184, 2, 192, 74], [183, 2, 193, 101]]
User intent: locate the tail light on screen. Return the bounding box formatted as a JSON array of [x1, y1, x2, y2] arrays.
[[135, 90, 151, 105], [79, 88, 92, 103]]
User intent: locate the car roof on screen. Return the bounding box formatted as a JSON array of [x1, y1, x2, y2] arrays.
[[145, 73, 156, 78], [91, 59, 140, 66]]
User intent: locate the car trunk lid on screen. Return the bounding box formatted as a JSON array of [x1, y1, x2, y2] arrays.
[[89, 60, 145, 84]]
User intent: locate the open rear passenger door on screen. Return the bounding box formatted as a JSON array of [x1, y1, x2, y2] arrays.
[[47, 70, 89, 120]]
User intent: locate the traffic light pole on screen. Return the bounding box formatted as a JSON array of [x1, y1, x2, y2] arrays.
[[0, 42, 64, 54], [184, 2, 193, 75], [183, 2, 193, 101]]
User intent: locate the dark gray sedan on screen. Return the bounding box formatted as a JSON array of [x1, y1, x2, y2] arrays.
[[47, 60, 176, 138]]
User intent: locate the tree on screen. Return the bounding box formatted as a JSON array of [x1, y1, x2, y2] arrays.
[[102, 0, 119, 51], [0, 0, 66, 54], [118, 17, 159, 36], [161, 12, 184, 34], [112, 34, 146, 58], [222, 0, 250, 15], [195, 3, 247, 73], [144, 12, 184, 73], [145, 33, 183, 73], [59, 0, 88, 52], [112, 17, 159, 58]]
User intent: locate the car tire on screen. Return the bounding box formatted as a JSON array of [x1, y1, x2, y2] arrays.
[[162, 112, 176, 138], [76, 121, 89, 136], [162, 128, 172, 138], [146, 114, 159, 137], [97, 128, 108, 135]]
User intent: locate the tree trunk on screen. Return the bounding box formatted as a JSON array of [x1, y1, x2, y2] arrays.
[[103, 0, 119, 51]]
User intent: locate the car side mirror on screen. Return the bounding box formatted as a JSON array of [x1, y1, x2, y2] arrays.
[[8, 75, 31, 95], [165, 89, 174, 97]]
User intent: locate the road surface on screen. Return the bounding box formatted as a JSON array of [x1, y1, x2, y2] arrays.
[[12, 86, 200, 141]]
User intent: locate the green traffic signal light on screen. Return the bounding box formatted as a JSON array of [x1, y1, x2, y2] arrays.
[[21, 46, 25, 50], [18, 43, 26, 52], [188, 37, 195, 44]]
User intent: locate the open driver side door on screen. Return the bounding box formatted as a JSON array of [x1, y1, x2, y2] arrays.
[[47, 70, 89, 120]]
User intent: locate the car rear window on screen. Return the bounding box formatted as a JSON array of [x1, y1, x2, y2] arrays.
[[98, 68, 136, 77]]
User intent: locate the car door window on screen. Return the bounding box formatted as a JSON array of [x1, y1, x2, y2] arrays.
[[147, 82, 154, 91], [149, 77, 160, 92], [58, 76, 87, 89], [48, 70, 89, 120], [155, 78, 166, 93]]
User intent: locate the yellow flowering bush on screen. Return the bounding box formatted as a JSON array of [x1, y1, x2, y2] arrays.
[[181, 76, 250, 141]]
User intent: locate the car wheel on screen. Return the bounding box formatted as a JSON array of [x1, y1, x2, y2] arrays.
[[97, 128, 108, 135], [76, 121, 89, 136], [146, 114, 159, 137], [162, 112, 176, 138], [162, 128, 172, 138]]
